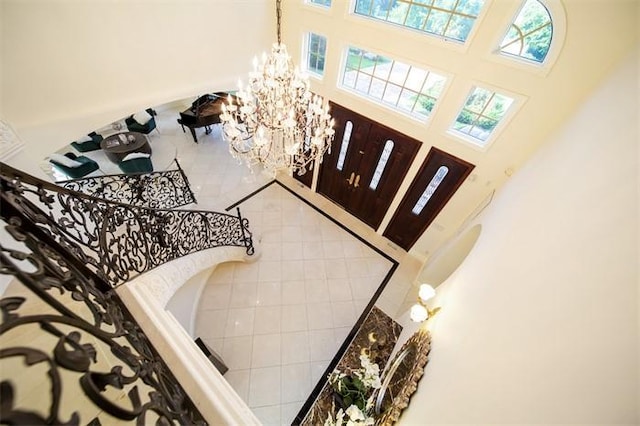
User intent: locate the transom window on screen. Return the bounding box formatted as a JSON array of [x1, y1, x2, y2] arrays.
[[336, 121, 353, 171], [307, 0, 331, 7], [354, 0, 485, 43], [369, 140, 394, 190], [412, 166, 449, 215], [450, 86, 514, 145], [500, 0, 553, 63], [306, 33, 327, 77], [342, 47, 446, 121]]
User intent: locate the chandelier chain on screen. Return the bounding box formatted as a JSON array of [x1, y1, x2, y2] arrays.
[[276, 0, 282, 45]]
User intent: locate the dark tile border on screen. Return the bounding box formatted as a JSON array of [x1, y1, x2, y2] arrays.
[[226, 179, 399, 425]]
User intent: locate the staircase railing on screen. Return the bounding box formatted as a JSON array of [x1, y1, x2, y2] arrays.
[[0, 161, 258, 425], [0, 162, 254, 288], [59, 159, 197, 209]]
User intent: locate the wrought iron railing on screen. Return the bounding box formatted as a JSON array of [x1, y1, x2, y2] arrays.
[[0, 161, 256, 424], [0, 162, 253, 288], [59, 159, 197, 209]]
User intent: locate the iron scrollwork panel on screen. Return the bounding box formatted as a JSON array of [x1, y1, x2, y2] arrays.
[[60, 160, 197, 210], [1, 162, 254, 288], [0, 215, 206, 425]]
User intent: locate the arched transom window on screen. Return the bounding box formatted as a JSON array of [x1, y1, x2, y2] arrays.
[[500, 0, 553, 63]]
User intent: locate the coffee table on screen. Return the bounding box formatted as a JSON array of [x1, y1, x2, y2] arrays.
[[100, 132, 152, 163]]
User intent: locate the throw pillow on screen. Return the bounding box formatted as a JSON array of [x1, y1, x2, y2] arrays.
[[122, 152, 151, 162], [50, 153, 83, 168], [132, 110, 153, 125], [76, 135, 93, 143]]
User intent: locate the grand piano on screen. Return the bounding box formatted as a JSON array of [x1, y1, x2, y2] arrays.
[[178, 92, 229, 143]]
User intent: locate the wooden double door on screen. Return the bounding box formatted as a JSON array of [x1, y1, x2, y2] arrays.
[[316, 102, 421, 230]]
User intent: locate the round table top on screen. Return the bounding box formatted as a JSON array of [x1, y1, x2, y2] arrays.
[[101, 132, 148, 153]]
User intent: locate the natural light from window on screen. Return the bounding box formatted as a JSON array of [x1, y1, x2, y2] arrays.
[[308, 0, 331, 7], [369, 140, 394, 190], [337, 121, 353, 171], [450, 87, 514, 145], [306, 33, 327, 77], [342, 47, 446, 121], [500, 0, 552, 63], [412, 165, 449, 215], [353, 0, 485, 42]]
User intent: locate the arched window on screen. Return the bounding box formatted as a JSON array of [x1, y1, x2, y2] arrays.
[[500, 0, 552, 63], [412, 166, 449, 215], [369, 140, 394, 190], [337, 121, 353, 171]]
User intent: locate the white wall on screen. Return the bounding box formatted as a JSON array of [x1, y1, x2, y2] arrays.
[[1, 0, 271, 160], [398, 50, 639, 424]]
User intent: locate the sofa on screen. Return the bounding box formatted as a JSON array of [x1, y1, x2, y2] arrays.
[[125, 109, 158, 134], [49, 152, 100, 179], [70, 131, 104, 152]]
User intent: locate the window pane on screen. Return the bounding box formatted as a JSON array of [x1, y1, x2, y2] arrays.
[[369, 140, 394, 190], [389, 61, 410, 85], [372, 0, 393, 19], [355, 0, 373, 14], [450, 87, 514, 145], [337, 121, 353, 171], [346, 47, 363, 70], [425, 10, 450, 36], [354, 0, 485, 42], [306, 33, 327, 76], [412, 166, 449, 215], [406, 4, 428, 29], [373, 56, 392, 80], [456, 0, 484, 15], [370, 78, 386, 99], [342, 69, 357, 88], [398, 89, 417, 111], [405, 67, 427, 92], [355, 73, 372, 92], [500, 0, 553, 63], [445, 14, 475, 41], [422, 73, 446, 96], [434, 0, 456, 9], [309, 0, 332, 7], [382, 83, 402, 105], [341, 46, 446, 122]]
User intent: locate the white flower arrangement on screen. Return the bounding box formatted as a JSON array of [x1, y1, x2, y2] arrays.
[[324, 354, 381, 426]]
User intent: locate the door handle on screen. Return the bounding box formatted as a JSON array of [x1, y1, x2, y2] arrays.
[[354, 174, 361, 188], [347, 172, 355, 186]]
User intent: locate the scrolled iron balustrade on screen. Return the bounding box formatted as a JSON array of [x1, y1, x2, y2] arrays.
[[0, 162, 254, 287], [0, 216, 206, 425], [59, 159, 197, 210], [0, 161, 256, 424]]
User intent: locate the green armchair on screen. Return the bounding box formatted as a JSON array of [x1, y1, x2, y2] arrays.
[[118, 152, 153, 174], [49, 152, 100, 179], [125, 109, 158, 134], [71, 131, 103, 152]]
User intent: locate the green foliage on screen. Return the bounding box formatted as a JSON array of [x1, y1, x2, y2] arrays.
[[354, 0, 483, 41]]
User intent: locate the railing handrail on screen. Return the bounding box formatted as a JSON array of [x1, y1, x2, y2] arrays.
[[0, 161, 254, 287]]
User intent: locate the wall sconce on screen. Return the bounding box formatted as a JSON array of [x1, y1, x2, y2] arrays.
[[410, 283, 441, 323]]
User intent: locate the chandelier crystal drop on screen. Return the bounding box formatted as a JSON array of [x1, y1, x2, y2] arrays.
[[220, 0, 335, 177]]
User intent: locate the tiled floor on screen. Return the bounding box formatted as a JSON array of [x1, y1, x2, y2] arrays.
[[56, 100, 422, 425], [195, 183, 394, 424]]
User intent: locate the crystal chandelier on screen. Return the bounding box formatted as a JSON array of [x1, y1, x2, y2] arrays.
[[220, 0, 335, 177]]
